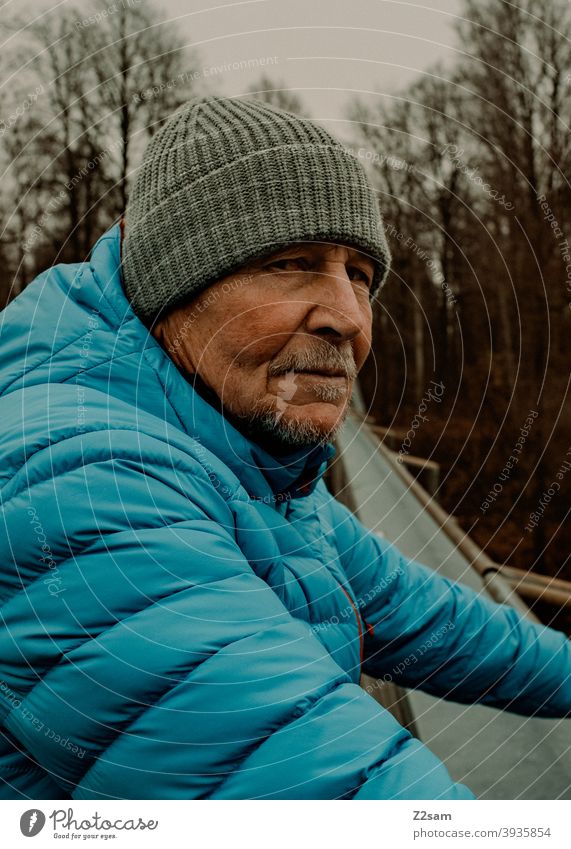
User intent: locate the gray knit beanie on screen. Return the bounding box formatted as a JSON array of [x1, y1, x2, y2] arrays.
[[121, 95, 391, 324]]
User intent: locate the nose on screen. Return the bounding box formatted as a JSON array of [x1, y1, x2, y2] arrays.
[[303, 262, 370, 343]]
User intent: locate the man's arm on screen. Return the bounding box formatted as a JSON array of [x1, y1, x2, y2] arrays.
[[0, 427, 475, 800], [328, 494, 571, 717]]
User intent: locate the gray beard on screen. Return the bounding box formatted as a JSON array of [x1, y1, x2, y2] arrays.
[[239, 397, 350, 450], [189, 370, 346, 451], [191, 336, 356, 451], [232, 338, 356, 450]]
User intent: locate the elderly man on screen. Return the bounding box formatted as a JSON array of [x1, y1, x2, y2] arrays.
[[0, 96, 569, 801]]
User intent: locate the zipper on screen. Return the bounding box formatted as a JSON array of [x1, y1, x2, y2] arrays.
[[339, 584, 364, 667]]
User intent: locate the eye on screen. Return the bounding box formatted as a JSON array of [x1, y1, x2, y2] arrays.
[[264, 257, 309, 272], [347, 265, 373, 288]]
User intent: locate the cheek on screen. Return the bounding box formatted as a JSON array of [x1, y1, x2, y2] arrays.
[[357, 328, 372, 363], [351, 309, 373, 367], [220, 301, 303, 365]]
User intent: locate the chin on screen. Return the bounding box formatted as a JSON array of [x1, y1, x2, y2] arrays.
[[240, 393, 349, 450], [278, 401, 349, 438], [286, 401, 345, 427]]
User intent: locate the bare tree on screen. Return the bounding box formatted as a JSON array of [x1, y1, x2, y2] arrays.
[[0, 1, 202, 269], [456, 0, 571, 567], [247, 74, 307, 115], [344, 2, 571, 580], [348, 73, 469, 406], [79, 0, 201, 215]]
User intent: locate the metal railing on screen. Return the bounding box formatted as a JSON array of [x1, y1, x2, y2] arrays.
[[325, 407, 565, 735], [368, 430, 540, 622], [329, 398, 571, 796]]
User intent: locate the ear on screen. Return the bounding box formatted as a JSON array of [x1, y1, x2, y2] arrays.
[[150, 318, 165, 345]]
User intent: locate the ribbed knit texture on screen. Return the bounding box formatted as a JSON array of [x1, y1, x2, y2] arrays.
[[121, 95, 391, 324]]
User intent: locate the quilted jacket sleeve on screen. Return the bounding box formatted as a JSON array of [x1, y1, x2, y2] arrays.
[[328, 494, 571, 718], [1, 427, 476, 800]]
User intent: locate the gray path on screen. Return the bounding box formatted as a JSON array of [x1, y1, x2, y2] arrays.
[[338, 414, 571, 799]]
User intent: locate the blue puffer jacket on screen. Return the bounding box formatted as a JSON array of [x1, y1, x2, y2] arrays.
[[1, 223, 570, 800]]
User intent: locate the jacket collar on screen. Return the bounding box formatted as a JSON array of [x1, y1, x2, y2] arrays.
[[90, 222, 336, 503]]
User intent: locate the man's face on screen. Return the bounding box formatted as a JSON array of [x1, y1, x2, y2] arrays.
[[151, 241, 375, 449]]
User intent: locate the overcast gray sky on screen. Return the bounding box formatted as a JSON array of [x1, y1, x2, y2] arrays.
[[162, 0, 462, 119], [16, 0, 463, 126]]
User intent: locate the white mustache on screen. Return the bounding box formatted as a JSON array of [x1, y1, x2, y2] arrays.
[[268, 345, 357, 380]]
